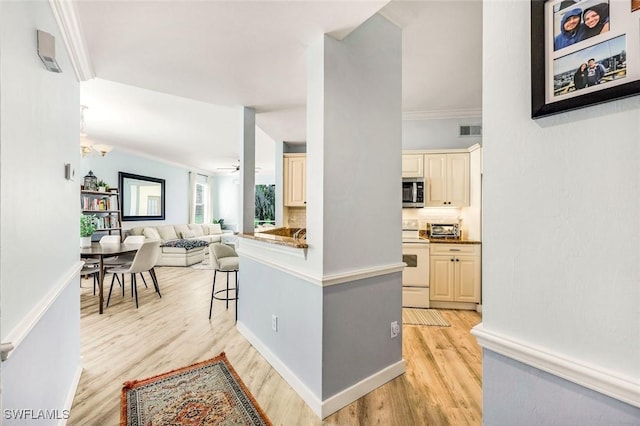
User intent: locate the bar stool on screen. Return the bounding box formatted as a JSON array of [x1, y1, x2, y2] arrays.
[[209, 243, 239, 321]]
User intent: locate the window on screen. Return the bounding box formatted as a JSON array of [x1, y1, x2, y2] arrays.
[[255, 184, 275, 227], [194, 182, 205, 224], [192, 174, 209, 224]]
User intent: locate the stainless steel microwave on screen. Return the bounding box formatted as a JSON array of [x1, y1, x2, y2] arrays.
[[402, 178, 424, 208]]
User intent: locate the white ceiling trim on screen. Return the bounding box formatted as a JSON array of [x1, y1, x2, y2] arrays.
[[403, 108, 482, 121], [49, 0, 94, 81]]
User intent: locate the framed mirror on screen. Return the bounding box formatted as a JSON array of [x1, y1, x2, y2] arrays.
[[119, 172, 165, 221]]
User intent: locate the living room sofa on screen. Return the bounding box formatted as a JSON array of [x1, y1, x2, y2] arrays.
[[126, 223, 223, 266]]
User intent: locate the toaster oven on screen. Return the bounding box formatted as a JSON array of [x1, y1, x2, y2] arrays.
[[428, 223, 460, 239]]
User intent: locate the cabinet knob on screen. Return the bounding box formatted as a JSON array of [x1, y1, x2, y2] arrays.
[[450, 258, 454, 262], [456, 259, 460, 262]]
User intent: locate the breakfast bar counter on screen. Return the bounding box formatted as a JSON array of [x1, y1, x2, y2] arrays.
[[238, 227, 308, 249]]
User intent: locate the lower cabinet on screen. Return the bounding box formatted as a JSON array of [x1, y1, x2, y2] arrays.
[[429, 243, 480, 303]]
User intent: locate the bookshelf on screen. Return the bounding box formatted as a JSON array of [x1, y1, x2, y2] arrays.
[[81, 188, 122, 241]]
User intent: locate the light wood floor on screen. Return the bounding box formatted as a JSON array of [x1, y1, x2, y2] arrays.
[[69, 266, 482, 425]]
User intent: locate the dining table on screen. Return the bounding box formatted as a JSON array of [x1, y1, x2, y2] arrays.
[[80, 242, 141, 314]]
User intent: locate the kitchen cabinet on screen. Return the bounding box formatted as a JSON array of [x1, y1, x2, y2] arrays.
[[284, 154, 306, 207], [424, 153, 469, 207], [402, 154, 424, 178], [429, 244, 480, 303]]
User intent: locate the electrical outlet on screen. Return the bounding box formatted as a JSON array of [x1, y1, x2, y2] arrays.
[[271, 315, 278, 332], [390, 321, 400, 338]]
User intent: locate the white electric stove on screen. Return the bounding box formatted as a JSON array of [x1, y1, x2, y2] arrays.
[[401, 220, 430, 308]]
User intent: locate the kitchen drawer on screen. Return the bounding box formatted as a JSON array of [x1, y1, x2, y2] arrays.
[[402, 286, 429, 308], [430, 243, 480, 255]]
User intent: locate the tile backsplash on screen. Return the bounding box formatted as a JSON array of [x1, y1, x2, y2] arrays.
[[286, 207, 306, 228]]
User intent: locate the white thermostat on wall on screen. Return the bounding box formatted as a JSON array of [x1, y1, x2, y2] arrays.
[[65, 163, 75, 181]]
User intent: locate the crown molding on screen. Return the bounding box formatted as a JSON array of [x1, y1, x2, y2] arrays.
[[403, 108, 482, 121], [49, 0, 94, 81]]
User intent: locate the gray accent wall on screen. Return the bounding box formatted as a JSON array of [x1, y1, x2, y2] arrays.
[[322, 273, 402, 399], [484, 350, 640, 425], [238, 257, 403, 402], [237, 257, 323, 397]]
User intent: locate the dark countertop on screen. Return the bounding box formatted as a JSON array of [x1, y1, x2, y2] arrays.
[[238, 232, 308, 249], [426, 238, 481, 244], [418, 230, 481, 244]]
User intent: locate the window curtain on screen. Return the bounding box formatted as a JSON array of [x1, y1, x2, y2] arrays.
[[206, 175, 215, 225], [188, 171, 197, 223]]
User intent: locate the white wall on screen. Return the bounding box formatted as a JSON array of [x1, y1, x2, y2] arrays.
[[1, 0, 81, 421], [403, 117, 481, 150], [480, 0, 640, 420], [80, 150, 190, 228], [308, 13, 403, 275]]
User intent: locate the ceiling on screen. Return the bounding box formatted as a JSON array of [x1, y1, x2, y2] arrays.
[[67, 0, 482, 175]]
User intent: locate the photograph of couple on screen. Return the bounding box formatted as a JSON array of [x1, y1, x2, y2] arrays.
[[553, 34, 626, 96], [554, 0, 609, 51], [533, 0, 640, 116]]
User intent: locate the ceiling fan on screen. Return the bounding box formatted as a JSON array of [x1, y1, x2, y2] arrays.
[[217, 161, 261, 173]]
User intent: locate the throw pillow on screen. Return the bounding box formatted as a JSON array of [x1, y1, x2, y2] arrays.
[[157, 225, 179, 241], [174, 224, 191, 237], [143, 227, 161, 241], [209, 223, 222, 235], [181, 230, 196, 238], [188, 224, 205, 237]]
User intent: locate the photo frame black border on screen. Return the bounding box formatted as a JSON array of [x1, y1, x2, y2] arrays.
[[119, 171, 166, 221], [531, 0, 640, 118]]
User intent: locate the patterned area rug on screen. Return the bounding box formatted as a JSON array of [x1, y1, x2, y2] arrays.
[[121, 353, 272, 426], [402, 308, 451, 327]]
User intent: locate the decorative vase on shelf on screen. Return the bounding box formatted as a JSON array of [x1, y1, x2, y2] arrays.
[[98, 186, 106, 192], [80, 236, 92, 248]]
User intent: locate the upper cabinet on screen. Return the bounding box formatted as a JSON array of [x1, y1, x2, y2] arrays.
[[284, 154, 306, 207], [424, 153, 469, 207], [402, 154, 424, 178]]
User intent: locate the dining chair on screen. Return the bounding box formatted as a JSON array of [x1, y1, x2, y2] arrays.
[[99, 235, 121, 245], [209, 243, 239, 322], [80, 263, 100, 295], [98, 235, 130, 290], [114, 235, 149, 291], [106, 240, 161, 308]]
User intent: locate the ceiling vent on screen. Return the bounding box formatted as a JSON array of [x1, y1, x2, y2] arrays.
[[459, 125, 481, 137], [37, 30, 62, 73]]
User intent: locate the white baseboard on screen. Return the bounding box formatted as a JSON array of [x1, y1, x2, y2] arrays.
[[321, 359, 405, 418], [472, 323, 640, 408], [236, 322, 406, 419], [59, 365, 83, 426], [236, 321, 323, 415]]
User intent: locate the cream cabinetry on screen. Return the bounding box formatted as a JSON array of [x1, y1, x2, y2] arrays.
[[402, 154, 424, 178], [284, 154, 306, 207], [424, 153, 469, 207], [429, 244, 480, 304]]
